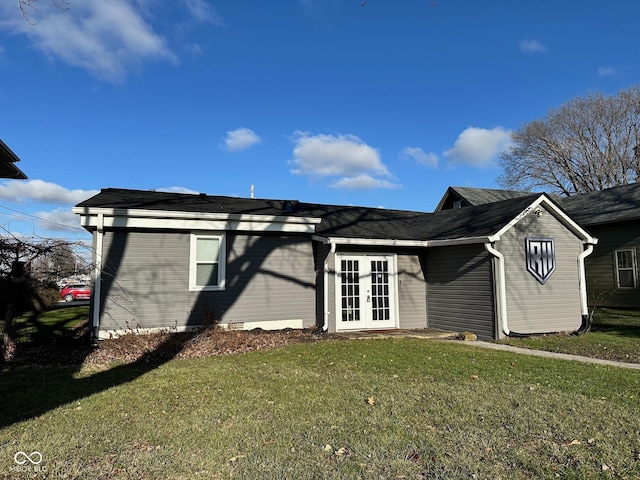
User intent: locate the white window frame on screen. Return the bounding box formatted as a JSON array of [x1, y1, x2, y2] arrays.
[[614, 248, 637, 289], [189, 233, 226, 291]]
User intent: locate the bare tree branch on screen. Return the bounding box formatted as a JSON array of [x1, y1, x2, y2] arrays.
[[499, 86, 640, 196], [19, 0, 69, 24]]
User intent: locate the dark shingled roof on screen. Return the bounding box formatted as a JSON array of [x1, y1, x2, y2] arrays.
[[0, 139, 27, 179], [436, 183, 640, 228], [559, 183, 640, 226], [77, 188, 545, 242]]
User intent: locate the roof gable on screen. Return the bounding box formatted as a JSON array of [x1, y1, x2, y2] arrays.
[[434, 186, 532, 211]]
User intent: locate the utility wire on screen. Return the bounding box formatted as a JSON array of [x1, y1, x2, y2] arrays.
[[0, 203, 86, 232]]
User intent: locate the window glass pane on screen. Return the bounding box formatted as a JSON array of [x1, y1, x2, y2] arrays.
[[196, 264, 219, 287], [618, 270, 635, 288], [196, 238, 219, 262]]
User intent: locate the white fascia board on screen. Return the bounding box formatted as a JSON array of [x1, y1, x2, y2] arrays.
[[313, 236, 428, 247], [491, 195, 598, 244], [73, 207, 321, 233], [312, 235, 492, 248]]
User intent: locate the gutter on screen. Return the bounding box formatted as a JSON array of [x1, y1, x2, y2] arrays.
[[484, 242, 509, 336], [576, 243, 595, 335]]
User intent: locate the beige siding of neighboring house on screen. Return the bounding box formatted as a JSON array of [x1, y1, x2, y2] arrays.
[[98, 230, 316, 335], [425, 244, 495, 340], [584, 221, 640, 308], [499, 207, 583, 335]]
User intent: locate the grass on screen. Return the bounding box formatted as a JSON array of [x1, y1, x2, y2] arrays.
[[500, 308, 640, 364], [1, 338, 639, 479], [5, 305, 89, 343]]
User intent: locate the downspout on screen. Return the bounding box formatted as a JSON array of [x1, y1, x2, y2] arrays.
[[484, 242, 509, 337], [91, 213, 104, 343], [575, 243, 595, 335], [322, 241, 337, 332]]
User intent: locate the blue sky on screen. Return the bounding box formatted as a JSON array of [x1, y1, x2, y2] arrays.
[[0, 0, 638, 244]]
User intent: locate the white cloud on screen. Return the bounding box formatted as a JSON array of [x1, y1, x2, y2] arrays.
[[0, 179, 98, 204], [400, 147, 438, 168], [290, 132, 398, 190], [157, 186, 200, 194], [222, 128, 262, 152], [519, 40, 547, 53], [444, 127, 513, 168], [35, 208, 84, 232], [290, 132, 388, 177], [0, 1, 176, 83], [183, 0, 225, 25], [598, 66, 618, 77], [331, 174, 401, 190]]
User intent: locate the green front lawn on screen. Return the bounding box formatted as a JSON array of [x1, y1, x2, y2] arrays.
[[5, 305, 89, 343], [500, 308, 640, 363], [1, 339, 639, 479]]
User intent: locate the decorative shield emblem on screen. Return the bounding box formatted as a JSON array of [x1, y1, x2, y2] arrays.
[[526, 237, 556, 285]]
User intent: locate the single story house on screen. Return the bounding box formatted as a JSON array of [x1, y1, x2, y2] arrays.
[[437, 184, 640, 309], [73, 187, 597, 341]]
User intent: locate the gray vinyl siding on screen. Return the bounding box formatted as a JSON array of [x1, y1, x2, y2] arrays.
[[584, 221, 640, 308], [499, 207, 583, 335], [98, 230, 316, 332], [425, 244, 495, 340], [396, 253, 427, 329]]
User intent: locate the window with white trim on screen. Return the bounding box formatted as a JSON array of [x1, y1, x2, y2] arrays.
[[189, 234, 226, 291], [615, 249, 636, 289]]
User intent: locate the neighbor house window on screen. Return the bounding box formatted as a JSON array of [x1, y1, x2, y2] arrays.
[[615, 249, 636, 289], [189, 234, 226, 291]]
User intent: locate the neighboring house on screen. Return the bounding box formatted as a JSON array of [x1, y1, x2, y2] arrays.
[[560, 184, 640, 308], [437, 184, 640, 309], [0, 139, 27, 179], [73, 188, 596, 341]]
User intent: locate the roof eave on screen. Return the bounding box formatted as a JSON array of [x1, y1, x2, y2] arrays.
[[73, 206, 322, 233], [312, 235, 494, 247]]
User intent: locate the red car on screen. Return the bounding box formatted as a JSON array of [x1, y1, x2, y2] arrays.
[[60, 284, 92, 302]]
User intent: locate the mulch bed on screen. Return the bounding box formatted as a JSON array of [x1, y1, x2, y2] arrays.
[[2, 326, 338, 369]]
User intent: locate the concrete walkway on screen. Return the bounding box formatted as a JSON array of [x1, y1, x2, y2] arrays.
[[332, 329, 640, 370], [463, 340, 640, 370]]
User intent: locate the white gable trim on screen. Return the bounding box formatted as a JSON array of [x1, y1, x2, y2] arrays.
[[490, 195, 598, 244]]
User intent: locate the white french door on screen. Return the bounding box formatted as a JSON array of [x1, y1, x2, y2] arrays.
[[336, 254, 397, 331]]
